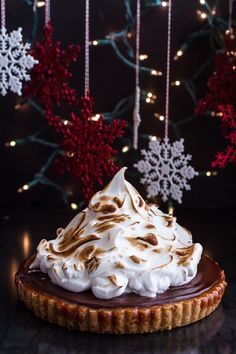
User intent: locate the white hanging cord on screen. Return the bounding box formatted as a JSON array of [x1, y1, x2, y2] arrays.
[[33, 0, 37, 12], [45, 0, 51, 25], [164, 0, 172, 139], [228, 0, 234, 30], [84, 0, 90, 97], [1, 0, 6, 29], [133, 0, 141, 150]]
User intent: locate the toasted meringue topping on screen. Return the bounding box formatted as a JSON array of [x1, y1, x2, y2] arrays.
[[31, 167, 203, 299]]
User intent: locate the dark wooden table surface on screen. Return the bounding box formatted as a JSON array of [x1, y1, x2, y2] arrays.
[[1, 206, 236, 354]]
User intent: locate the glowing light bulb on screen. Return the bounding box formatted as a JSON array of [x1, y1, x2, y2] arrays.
[[126, 32, 132, 38], [151, 69, 162, 76], [161, 1, 168, 7], [67, 152, 75, 157], [146, 97, 151, 103], [122, 146, 129, 153], [175, 80, 181, 86], [151, 136, 157, 141], [154, 113, 165, 121], [199, 0, 205, 4], [168, 206, 174, 216], [91, 114, 101, 121], [201, 12, 207, 18], [225, 29, 234, 39], [22, 184, 29, 191], [147, 92, 153, 98], [92, 40, 98, 46], [177, 50, 183, 57], [139, 54, 148, 60], [63, 120, 69, 125], [37, 1, 45, 7], [151, 70, 157, 76], [10, 140, 16, 147], [206, 171, 211, 177], [70, 203, 78, 210], [14, 103, 22, 110], [174, 50, 183, 61]]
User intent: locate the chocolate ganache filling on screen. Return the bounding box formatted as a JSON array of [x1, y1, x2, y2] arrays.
[[16, 255, 221, 308]]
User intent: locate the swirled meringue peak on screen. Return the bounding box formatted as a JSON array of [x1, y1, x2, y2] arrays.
[[31, 167, 203, 299]]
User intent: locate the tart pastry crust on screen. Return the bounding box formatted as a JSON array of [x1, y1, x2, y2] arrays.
[[15, 255, 226, 334]]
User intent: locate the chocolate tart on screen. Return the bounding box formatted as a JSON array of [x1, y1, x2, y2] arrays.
[[15, 254, 226, 334]]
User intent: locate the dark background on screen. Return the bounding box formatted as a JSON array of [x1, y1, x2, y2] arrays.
[[0, 2, 236, 352], [1, 0, 236, 212]]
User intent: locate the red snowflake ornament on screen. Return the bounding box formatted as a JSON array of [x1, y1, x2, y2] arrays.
[[24, 23, 80, 110], [211, 105, 236, 168], [196, 32, 236, 168], [47, 94, 127, 201]]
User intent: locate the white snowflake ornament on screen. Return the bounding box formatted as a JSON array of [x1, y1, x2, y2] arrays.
[[0, 27, 38, 96], [134, 137, 198, 203]]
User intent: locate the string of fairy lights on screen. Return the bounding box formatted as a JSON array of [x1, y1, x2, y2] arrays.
[[89, 0, 230, 172], [5, 0, 234, 209]]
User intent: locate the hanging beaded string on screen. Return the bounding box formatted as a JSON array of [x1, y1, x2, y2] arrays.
[[45, 0, 51, 25], [1, 0, 5, 29], [164, 0, 172, 140], [84, 0, 90, 97], [133, 0, 141, 150]]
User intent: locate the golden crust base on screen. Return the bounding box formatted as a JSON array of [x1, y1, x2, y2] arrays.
[[15, 262, 226, 334]]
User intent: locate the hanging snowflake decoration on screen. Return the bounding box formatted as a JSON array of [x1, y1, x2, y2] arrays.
[[134, 137, 198, 203], [0, 27, 38, 96], [24, 23, 80, 111], [47, 94, 127, 201]]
